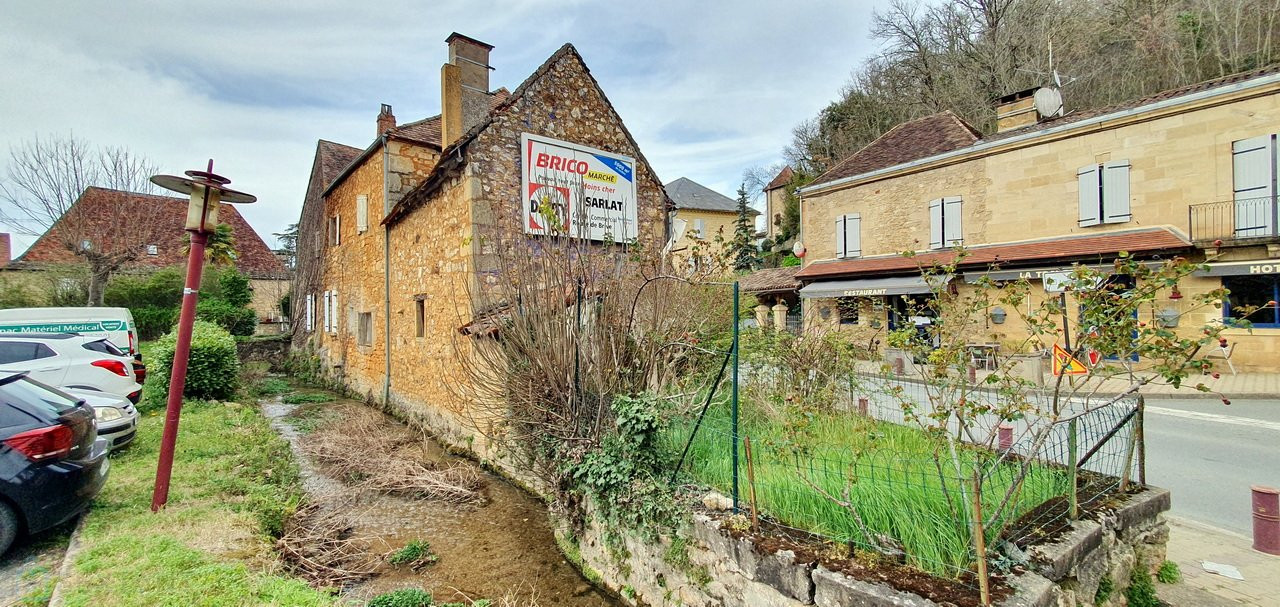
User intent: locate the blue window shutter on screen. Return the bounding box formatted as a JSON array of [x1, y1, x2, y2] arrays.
[[835, 215, 847, 259], [1102, 161, 1131, 224], [847, 214, 861, 257], [928, 199, 943, 249], [1078, 165, 1101, 227], [943, 197, 963, 246]]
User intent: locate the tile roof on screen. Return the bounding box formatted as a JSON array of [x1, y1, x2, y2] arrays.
[[317, 140, 362, 189], [981, 64, 1280, 144], [808, 111, 981, 188], [765, 166, 794, 191], [795, 227, 1190, 281], [387, 89, 511, 148], [740, 266, 801, 294], [666, 177, 754, 214], [15, 187, 287, 278]]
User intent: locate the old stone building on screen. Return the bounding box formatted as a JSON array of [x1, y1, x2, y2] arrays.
[[294, 34, 669, 449], [665, 177, 755, 269], [795, 66, 1280, 371]]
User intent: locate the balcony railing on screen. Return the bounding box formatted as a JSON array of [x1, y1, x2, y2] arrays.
[[1188, 195, 1280, 244]]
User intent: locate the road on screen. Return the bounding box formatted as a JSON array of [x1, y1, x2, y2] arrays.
[[1142, 399, 1280, 534]]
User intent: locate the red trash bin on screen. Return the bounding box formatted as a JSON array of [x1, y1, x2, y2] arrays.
[[1252, 485, 1280, 556]]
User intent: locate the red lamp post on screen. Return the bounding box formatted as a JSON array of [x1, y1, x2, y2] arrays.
[[147, 160, 255, 512]]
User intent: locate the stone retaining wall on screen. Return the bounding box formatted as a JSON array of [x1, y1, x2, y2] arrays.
[[567, 488, 1170, 607]]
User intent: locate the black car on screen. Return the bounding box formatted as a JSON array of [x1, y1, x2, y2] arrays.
[[0, 372, 109, 554]]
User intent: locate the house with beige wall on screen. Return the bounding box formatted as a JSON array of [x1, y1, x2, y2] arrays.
[[794, 66, 1280, 371], [665, 177, 755, 271], [293, 34, 669, 448]]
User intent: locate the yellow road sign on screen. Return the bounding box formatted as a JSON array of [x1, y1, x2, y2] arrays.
[[1052, 343, 1089, 376]]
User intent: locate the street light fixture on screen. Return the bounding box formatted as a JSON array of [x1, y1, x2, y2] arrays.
[[147, 160, 255, 512]]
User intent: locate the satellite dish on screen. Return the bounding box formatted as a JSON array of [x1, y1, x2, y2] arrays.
[[1033, 87, 1064, 119], [792, 240, 806, 259]]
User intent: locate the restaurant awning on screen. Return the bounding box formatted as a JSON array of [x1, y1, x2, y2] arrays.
[[1193, 260, 1280, 277], [799, 275, 946, 299]]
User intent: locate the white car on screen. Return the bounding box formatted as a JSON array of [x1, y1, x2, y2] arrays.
[[62, 387, 140, 451], [0, 333, 141, 403]]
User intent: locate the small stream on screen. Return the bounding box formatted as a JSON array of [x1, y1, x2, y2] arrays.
[[263, 397, 618, 606]]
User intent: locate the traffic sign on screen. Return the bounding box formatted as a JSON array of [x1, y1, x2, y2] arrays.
[[1052, 343, 1089, 376]]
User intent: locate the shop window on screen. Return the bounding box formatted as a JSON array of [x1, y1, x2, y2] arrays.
[[1224, 275, 1280, 327], [836, 297, 860, 325]]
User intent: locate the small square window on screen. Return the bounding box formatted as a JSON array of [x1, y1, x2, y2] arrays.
[[146, 244, 158, 256]]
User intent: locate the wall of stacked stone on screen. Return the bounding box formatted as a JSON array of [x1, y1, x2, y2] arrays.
[[563, 488, 1169, 607]]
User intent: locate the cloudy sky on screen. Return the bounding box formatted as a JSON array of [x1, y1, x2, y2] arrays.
[[0, 1, 886, 254]]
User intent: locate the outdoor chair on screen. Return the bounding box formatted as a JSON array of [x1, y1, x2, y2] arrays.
[[1204, 342, 1237, 376]]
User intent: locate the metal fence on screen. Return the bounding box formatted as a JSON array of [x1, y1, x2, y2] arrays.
[[1189, 195, 1280, 243]]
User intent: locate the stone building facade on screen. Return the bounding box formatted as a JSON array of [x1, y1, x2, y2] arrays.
[[294, 34, 669, 451], [795, 67, 1280, 371]]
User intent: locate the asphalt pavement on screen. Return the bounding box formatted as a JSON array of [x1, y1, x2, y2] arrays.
[[1142, 398, 1280, 534]]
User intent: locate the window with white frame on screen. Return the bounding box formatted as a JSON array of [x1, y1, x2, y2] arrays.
[[1077, 161, 1131, 227], [146, 244, 158, 256], [356, 194, 369, 233], [692, 218, 706, 239], [834, 213, 861, 258], [928, 197, 963, 249]]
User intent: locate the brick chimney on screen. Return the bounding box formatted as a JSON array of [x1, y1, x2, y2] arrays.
[[995, 87, 1039, 133], [377, 104, 396, 137], [441, 32, 494, 147], [0, 233, 10, 264]]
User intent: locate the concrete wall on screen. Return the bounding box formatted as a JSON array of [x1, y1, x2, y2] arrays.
[[569, 488, 1170, 607]]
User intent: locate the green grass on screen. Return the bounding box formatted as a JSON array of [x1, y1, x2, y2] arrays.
[[388, 539, 439, 567], [664, 404, 1069, 577], [282, 392, 335, 405], [57, 397, 335, 606]]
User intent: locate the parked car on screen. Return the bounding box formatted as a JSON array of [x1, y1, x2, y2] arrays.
[[63, 388, 139, 451], [0, 333, 141, 403], [0, 307, 140, 358], [0, 372, 109, 555]]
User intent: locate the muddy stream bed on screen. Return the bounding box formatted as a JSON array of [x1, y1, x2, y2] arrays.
[[263, 395, 617, 606]]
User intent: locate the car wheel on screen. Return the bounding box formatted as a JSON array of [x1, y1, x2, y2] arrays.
[[0, 501, 17, 555]]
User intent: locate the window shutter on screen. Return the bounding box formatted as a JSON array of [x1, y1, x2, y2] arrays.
[[1232, 135, 1275, 237], [305, 294, 314, 332], [693, 218, 705, 238], [928, 199, 943, 249], [1102, 161, 1131, 223], [1077, 165, 1101, 227], [335, 215, 341, 245], [835, 215, 847, 259], [943, 197, 963, 246], [847, 214, 862, 257], [356, 195, 369, 233], [331, 291, 338, 334], [322, 290, 330, 332]]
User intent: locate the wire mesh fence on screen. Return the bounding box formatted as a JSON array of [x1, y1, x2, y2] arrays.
[[664, 289, 1144, 591]]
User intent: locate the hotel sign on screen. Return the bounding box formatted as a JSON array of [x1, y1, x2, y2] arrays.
[[521, 133, 637, 242], [1196, 261, 1280, 276]]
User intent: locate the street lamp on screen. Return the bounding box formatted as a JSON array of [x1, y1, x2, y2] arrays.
[[147, 160, 255, 512]]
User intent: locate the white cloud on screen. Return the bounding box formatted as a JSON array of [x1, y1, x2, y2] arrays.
[[0, 1, 885, 256]]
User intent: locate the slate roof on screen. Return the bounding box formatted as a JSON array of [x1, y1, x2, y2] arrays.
[[666, 177, 754, 214], [795, 227, 1190, 281], [808, 111, 981, 188], [765, 166, 794, 191], [14, 187, 287, 278], [740, 266, 801, 294]]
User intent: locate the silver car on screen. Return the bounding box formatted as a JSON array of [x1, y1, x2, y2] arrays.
[[63, 388, 139, 451]]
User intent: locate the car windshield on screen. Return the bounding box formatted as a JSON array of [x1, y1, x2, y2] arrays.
[[82, 339, 126, 356], [0, 375, 81, 416]]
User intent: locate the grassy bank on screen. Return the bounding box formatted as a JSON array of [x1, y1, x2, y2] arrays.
[[56, 388, 335, 606], [664, 404, 1069, 577]]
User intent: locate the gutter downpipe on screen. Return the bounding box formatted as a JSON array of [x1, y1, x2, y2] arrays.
[[382, 135, 392, 407], [798, 71, 1280, 197]]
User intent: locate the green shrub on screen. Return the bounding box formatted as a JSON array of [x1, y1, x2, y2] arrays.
[[367, 588, 433, 607], [0, 276, 44, 309], [147, 320, 240, 402], [1126, 564, 1160, 607], [197, 298, 258, 336], [1157, 560, 1181, 584], [132, 305, 180, 340], [253, 378, 292, 397], [282, 393, 333, 404], [388, 540, 438, 568], [1095, 574, 1114, 604], [217, 269, 253, 308]]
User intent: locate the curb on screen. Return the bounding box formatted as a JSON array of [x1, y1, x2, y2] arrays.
[[45, 513, 88, 607]]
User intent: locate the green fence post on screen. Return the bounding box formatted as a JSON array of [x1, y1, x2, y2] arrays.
[[732, 280, 741, 512], [1068, 417, 1079, 519]]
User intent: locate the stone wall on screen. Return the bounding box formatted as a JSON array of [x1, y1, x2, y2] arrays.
[[567, 488, 1170, 607]]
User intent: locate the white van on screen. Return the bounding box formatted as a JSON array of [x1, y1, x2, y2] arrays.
[[0, 307, 139, 357]]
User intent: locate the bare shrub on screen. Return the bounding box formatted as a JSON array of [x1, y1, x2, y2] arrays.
[[276, 502, 378, 587]]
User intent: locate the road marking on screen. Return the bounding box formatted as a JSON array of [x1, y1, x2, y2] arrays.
[[1146, 406, 1280, 432]]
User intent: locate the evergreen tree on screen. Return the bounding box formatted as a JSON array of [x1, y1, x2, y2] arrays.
[[730, 183, 759, 272]]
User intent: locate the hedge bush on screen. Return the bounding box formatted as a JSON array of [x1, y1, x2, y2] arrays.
[[196, 298, 257, 336], [146, 320, 240, 402]]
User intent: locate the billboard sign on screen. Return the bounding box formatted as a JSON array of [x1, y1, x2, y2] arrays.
[[521, 133, 637, 242]]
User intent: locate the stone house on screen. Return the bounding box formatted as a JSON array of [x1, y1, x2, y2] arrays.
[[293, 34, 669, 447], [665, 177, 756, 269], [794, 66, 1280, 371], [3, 187, 290, 328], [761, 165, 793, 244]]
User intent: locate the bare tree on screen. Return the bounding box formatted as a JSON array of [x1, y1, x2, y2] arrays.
[[0, 134, 161, 305]]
